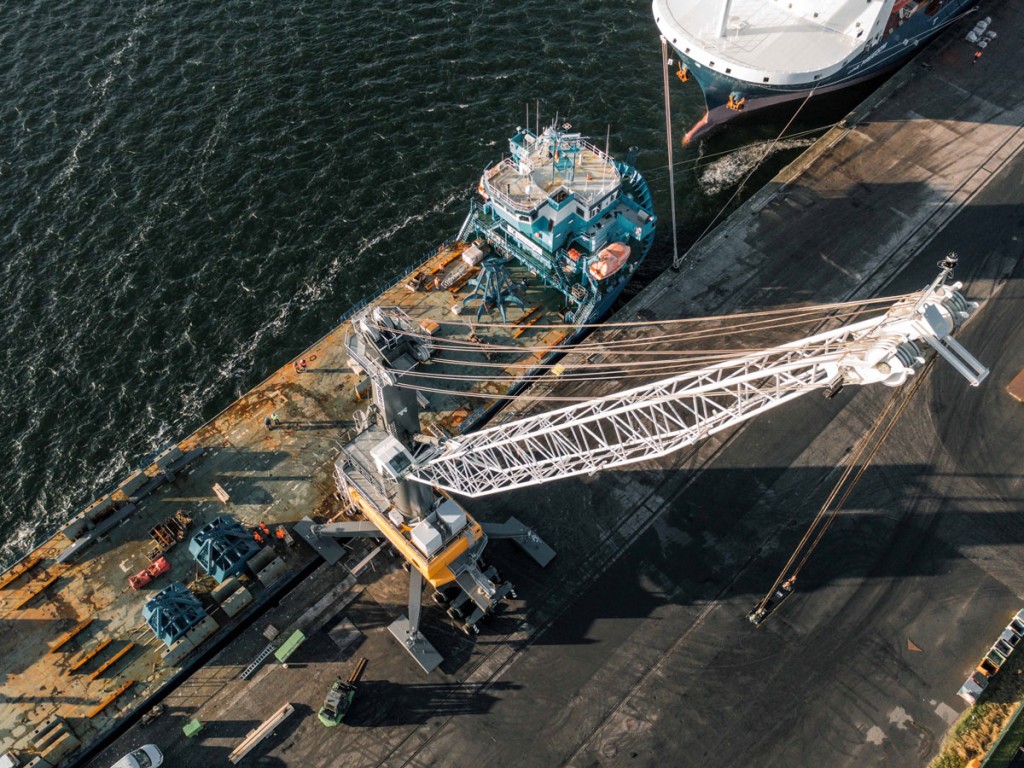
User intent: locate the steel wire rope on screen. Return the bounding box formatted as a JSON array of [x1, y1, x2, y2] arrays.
[[364, 301, 901, 362], [391, 355, 848, 386], [384, 307, 866, 353], [752, 358, 935, 617], [370, 292, 911, 333], [361, 305, 900, 365], [391, 376, 825, 404], [790, 359, 935, 575], [396, 340, 872, 384], [403, 310, 885, 360], [680, 86, 819, 271], [639, 124, 836, 181], [425, 348, 841, 374]]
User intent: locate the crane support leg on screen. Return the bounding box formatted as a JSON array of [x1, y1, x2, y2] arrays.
[[480, 517, 556, 567], [310, 521, 383, 538], [389, 568, 443, 674], [293, 517, 382, 566]]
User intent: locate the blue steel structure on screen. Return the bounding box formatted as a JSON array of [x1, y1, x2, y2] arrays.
[[142, 582, 206, 648], [188, 514, 259, 584]]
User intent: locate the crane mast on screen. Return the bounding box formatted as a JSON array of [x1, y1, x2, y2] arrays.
[[408, 268, 987, 498]]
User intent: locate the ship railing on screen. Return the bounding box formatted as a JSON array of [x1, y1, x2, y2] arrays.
[[336, 237, 459, 326], [573, 136, 614, 164], [482, 160, 542, 214]]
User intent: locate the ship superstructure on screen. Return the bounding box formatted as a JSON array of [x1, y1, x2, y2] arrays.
[[654, 0, 973, 142], [466, 125, 655, 325]]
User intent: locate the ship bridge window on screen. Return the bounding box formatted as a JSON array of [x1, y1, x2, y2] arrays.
[[726, 68, 732, 74], [576, 206, 585, 217], [763, 76, 770, 83]]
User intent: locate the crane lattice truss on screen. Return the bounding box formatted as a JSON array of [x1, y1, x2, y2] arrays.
[[410, 278, 987, 497]]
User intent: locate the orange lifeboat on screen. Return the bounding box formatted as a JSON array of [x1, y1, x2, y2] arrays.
[[588, 242, 631, 281]]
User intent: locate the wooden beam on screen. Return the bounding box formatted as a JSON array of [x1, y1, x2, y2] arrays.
[[89, 642, 135, 680], [512, 306, 544, 339], [70, 638, 112, 673], [229, 703, 295, 764], [0, 555, 41, 590], [50, 618, 94, 653], [11, 571, 62, 610], [86, 680, 135, 719]]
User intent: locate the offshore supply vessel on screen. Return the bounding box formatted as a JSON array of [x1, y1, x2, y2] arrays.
[[0, 124, 654, 767], [654, 0, 974, 142]]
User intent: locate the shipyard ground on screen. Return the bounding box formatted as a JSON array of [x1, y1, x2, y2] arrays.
[[84, 2, 1024, 766]]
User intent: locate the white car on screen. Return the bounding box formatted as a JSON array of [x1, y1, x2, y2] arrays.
[[110, 744, 163, 768]]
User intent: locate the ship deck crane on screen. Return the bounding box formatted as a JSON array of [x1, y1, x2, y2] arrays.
[[303, 262, 987, 671]]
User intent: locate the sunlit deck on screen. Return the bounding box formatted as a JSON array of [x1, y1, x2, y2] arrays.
[[484, 134, 619, 214]]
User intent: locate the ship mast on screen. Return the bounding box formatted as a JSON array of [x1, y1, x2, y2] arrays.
[[717, 0, 732, 37]]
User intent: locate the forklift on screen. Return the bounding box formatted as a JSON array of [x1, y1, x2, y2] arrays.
[[318, 657, 368, 727]]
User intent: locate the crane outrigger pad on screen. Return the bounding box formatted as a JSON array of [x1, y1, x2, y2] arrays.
[[480, 517, 556, 567], [388, 616, 443, 674]]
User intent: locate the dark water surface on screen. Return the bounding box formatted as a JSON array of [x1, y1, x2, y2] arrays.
[[0, 0, 835, 565]]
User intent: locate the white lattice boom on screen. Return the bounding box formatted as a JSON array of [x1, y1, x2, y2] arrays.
[[409, 275, 987, 497]]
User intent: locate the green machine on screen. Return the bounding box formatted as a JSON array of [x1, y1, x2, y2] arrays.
[[318, 657, 368, 727]]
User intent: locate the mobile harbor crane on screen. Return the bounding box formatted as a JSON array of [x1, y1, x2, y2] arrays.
[[302, 262, 987, 671]]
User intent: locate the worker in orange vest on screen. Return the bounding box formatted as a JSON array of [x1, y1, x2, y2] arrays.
[[275, 527, 287, 540], [259, 521, 271, 536], [254, 531, 264, 544]]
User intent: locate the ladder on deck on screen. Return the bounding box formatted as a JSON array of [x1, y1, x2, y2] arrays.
[[240, 643, 276, 680]]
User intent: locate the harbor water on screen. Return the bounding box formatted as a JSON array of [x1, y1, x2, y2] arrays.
[[0, 0, 847, 566]]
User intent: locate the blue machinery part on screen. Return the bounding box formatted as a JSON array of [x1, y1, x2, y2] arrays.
[[462, 257, 526, 323], [142, 582, 206, 648], [188, 514, 259, 583]]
